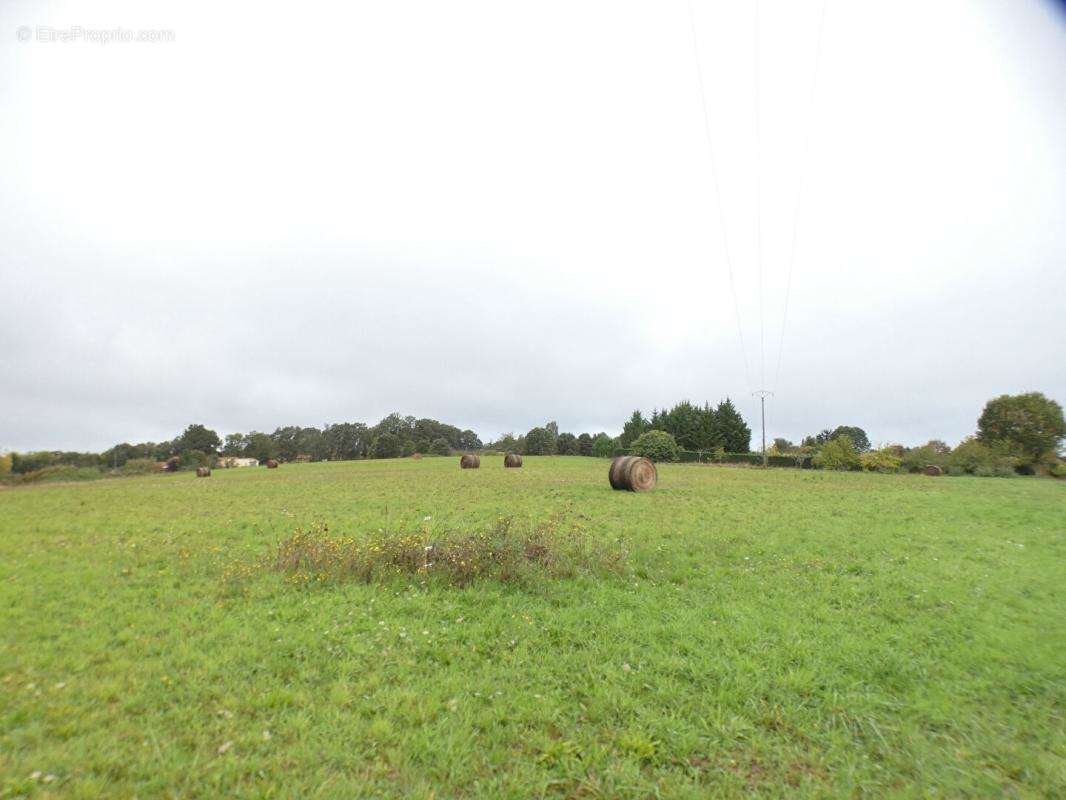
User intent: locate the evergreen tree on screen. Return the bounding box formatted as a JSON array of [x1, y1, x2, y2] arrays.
[[619, 411, 649, 448], [715, 398, 751, 452]]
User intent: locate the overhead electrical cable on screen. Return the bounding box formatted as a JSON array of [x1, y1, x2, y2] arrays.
[[773, 0, 828, 391], [687, 0, 752, 391], [754, 0, 765, 390]]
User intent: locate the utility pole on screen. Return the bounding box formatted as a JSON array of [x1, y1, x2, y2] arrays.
[[752, 390, 773, 467]]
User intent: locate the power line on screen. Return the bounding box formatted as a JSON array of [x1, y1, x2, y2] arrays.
[[754, 0, 765, 391], [774, 0, 828, 391], [687, 0, 752, 391]]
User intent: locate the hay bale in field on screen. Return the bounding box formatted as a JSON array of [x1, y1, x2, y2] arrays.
[[410, 453, 423, 460], [266, 459, 279, 469], [196, 466, 211, 477], [164, 456, 181, 473], [923, 464, 943, 476], [504, 453, 523, 468], [609, 455, 657, 492], [460, 453, 480, 469]]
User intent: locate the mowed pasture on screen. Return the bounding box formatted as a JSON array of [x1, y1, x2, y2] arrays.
[[1, 457, 1063, 798]]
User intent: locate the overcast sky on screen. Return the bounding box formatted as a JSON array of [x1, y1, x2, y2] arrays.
[[2, 0, 1064, 453]]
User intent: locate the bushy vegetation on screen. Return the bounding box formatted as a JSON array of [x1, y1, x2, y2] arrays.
[[812, 435, 861, 470], [946, 437, 1016, 477], [860, 447, 902, 473], [263, 515, 627, 589], [629, 430, 680, 462]]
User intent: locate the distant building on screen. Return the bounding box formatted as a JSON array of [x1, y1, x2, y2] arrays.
[[217, 456, 259, 468]]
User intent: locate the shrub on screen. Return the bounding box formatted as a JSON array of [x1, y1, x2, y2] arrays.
[[812, 435, 861, 471], [0, 452, 11, 479], [901, 441, 951, 473], [591, 434, 615, 458], [630, 430, 679, 463], [9, 465, 104, 484], [260, 515, 628, 588], [948, 437, 1016, 476], [860, 449, 902, 473], [119, 458, 158, 476], [1051, 462, 1066, 479], [429, 437, 451, 456]]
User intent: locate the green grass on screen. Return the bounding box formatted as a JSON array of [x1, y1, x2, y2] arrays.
[[1, 457, 1064, 798]]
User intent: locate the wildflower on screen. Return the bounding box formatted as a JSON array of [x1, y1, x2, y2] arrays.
[[262, 730, 272, 741], [622, 663, 632, 672], [217, 741, 233, 755]]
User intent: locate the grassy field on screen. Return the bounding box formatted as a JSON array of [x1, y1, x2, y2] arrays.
[[1, 457, 1063, 798]]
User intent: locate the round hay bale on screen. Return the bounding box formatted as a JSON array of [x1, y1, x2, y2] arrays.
[[266, 459, 279, 469], [923, 464, 943, 476], [504, 453, 523, 468], [460, 453, 480, 469], [196, 466, 211, 477], [609, 455, 657, 492], [410, 453, 423, 460]]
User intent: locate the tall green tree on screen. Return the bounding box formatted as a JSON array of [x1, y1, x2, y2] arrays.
[[174, 424, 221, 455], [323, 422, 371, 460], [577, 433, 593, 456], [715, 398, 751, 452], [831, 426, 870, 452], [655, 401, 705, 450], [978, 392, 1066, 464], [591, 433, 615, 458], [370, 432, 402, 459], [619, 411, 649, 449], [556, 433, 579, 455], [244, 431, 279, 463], [524, 427, 552, 455]]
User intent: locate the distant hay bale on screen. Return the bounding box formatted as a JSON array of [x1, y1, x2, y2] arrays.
[[460, 453, 480, 469], [923, 464, 943, 476], [411, 453, 423, 460], [196, 466, 211, 477], [266, 459, 279, 469], [504, 453, 523, 468], [609, 456, 657, 492], [164, 456, 181, 473]]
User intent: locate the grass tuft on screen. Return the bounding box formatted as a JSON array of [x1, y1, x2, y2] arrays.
[[266, 514, 628, 588]]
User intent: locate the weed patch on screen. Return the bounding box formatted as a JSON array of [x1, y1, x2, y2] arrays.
[[263, 514, 627, 588]]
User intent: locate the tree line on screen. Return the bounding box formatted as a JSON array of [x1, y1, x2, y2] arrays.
[[3, 413, 482, 476], [2, 391, 1062, 481], [621, 392, 1064, 478]]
